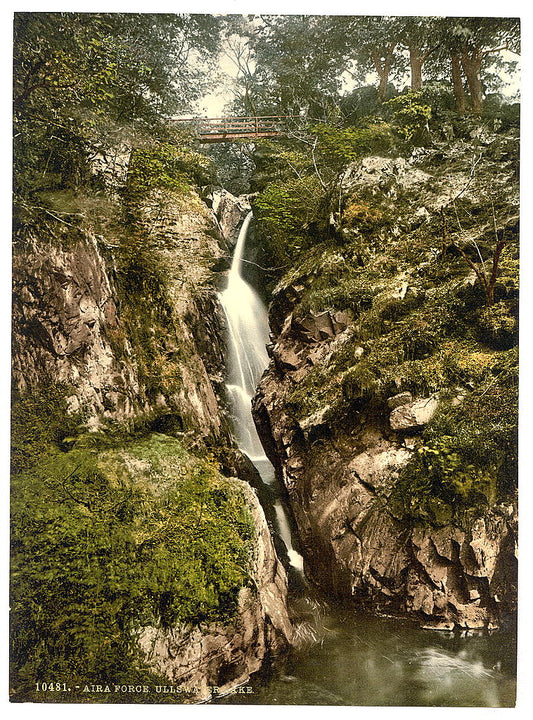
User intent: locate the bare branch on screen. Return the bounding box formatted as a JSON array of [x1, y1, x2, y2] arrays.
[[311, 138, 327, 191]]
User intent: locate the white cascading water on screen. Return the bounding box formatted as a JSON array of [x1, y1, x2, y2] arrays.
[[220, 211, 303, 572], [220, 212, 270, 460]]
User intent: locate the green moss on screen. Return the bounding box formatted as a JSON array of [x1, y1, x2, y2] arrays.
[[389, 378, 517, 525], [280, 172, 518, 423], [11, 399, 256, 698], [110, 228, 188, 404], [125, 143, 215, 203], [11, 383, 84, 473], [477, 299, 518, 348]]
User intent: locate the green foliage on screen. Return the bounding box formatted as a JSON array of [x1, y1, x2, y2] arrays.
[[309, 122, 393, 169], [126, 146, 190, 199], [13, 12, 221, 198], [125, 144, 215, 201], [11, 429, 255, 699], [112, 240, 183, 402], [205, 142, 254, 195], [385, 92, 432, 146], [230, 15, 519, 120], [253, 176, 328, 265], [390, 378, 518, 522], [241, 14, 349, 116], [11, 384, 83, 473], [340, 85, 386, 123], [252, 121, 394, 268]]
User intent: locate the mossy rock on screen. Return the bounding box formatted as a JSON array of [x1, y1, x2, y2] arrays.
[[428, 496, 453, 527], [10, 427, 256, 695]]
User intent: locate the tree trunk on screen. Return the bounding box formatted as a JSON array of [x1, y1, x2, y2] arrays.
[[377, 71, 388, 102], [461, 48, 484, 115], [451, 54, 467, 114], [373, 43, 396, 103], [409, 45, 424, 91]]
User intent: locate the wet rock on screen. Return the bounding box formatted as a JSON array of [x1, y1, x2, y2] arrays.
[[211, 189, 251, 247], [333, 310, 352, 330], [298, 405, 332, 438], [313, 311, 336, 340], [430, 526, 465, 561], [422, 620, 455, 631]]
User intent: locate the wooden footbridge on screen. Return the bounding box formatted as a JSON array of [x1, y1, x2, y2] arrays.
[[171, 115, 302, 143]]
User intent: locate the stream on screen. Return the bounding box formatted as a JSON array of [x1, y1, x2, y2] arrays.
[[218, 213, 517, 707]]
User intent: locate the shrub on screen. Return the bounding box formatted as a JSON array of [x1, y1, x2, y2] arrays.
[[477, 300, 517, 348], [308, 121, 394, 170], [390, 378, 517, 524], [124, 143, 215, 205], [253, 175, 328, 265], [385, 91, 432, 146]]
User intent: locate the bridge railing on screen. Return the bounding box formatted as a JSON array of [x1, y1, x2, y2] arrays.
[[170, 115, 303, 139]]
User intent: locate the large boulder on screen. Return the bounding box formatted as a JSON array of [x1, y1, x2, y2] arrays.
[[138, 480, 293, 700]]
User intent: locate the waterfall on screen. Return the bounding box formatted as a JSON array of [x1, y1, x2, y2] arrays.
[[219, 211, 303, 572], [220, 212, 269, 460]]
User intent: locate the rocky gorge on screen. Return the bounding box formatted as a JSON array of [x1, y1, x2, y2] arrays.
[[11, 168, 294, 700], [11, 111, 519, 706], [252, 130, 518, 632], [11, 11, 522, 708]]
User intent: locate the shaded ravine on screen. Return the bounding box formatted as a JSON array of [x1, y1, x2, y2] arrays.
[[218, 213, 516, 707]]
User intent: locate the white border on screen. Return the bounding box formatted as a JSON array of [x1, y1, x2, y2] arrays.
[[2, 4, 530, 719]]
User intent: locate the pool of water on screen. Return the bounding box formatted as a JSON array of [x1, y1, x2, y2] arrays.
[[218, 594, 516, 707], [227, 459, 517, 708]]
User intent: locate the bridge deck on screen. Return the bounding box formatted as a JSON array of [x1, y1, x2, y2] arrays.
[[171, 115, 300, 143]]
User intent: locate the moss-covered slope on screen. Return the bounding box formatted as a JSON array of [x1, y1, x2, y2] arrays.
[[252, 125, 518, 629], [11, 428, 256, 699]]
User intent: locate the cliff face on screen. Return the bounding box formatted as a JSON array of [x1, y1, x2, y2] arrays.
[[253, 130, 519, 630], [254, 372, 517, 629], [11, 180, 292, 694], [12, 190, 230, 439], [12, 230, 140, 428]]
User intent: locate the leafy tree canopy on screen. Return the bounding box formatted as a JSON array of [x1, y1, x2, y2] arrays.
[[14, 12, 222, 195], [220, 15, 519, 119]]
